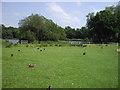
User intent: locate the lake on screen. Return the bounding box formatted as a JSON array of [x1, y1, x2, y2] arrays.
[[68, 41, 93, 44], [4, 39, 19, 44], [4, 39, 92, 44]]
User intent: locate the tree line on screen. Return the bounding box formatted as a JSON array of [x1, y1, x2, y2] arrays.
[[1, 25, 19, 39], [1, 14, 66, 42], [86, 4, 120, 43], [1, 3, 120, 43], [65, 4, 120, 43]]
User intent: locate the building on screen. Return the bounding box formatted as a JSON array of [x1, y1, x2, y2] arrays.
[[20, 39, 28, 44]]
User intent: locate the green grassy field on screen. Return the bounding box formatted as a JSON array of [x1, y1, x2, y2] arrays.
[[2, 43, 118, 88], [0, 39, 2, 89]]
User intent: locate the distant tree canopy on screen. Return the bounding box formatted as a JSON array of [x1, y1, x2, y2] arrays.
[[64, 26, 76, 39], [106, 4, 120, 42], [64, 26, 89, 40], [64, 3, 120, 43], [18, 14, 66, 42], [1, 24, 19, 39], [1, 2, 120, 43], [86, 4, 120, 43]]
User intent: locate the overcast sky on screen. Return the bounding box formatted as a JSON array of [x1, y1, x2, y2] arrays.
[[2, 2, 118, 28]]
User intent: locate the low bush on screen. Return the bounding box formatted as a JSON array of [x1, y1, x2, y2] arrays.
[[41, 44, 48, 47], [83, 44, 87, 47], [55, 44, 59, 46], [5, 42, 13, 48], [13, 43, 18, 46], [58, 45, 62, 47], [70, 44, 83, 47], [49, 44, 53, 46], [26, 44, 29, 47]]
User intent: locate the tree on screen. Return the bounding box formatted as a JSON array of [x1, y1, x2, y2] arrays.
[[80, 27, 89, 39], [18, 14, 66, 41], [1, 24, 19, 39], [114, 4, 120, 42], [64, 26, 76, 39], [87, 10, 116, 43], [75, 28, 82, 39]]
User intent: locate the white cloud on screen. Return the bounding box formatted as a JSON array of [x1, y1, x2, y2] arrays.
[[47, 3, 81, 28], [0, 3, 2, 24], [76, 2, 82, 6], [92, 8, 104, 14], [13, 12, 21, 16]]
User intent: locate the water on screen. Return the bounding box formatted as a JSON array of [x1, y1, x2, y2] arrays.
[[5, 39, 19, 44], [4, 39, 92, 44], [68, 41, 92, 44]]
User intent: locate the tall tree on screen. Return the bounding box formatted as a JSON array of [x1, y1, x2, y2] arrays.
[[18, 14, 66, 41], [64, 26, 76, 39], [105, 3, 120, 42], [80, 27, 89, 39], [1, 24, 19, 39], [87, 10, 116, 43], [75, 28, 82, 39]]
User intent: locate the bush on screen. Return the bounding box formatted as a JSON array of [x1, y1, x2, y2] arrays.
[[59, 45, 62, 47], [79, 44, 83, 47], [49, 44, 53, 46], [83, 44, 87, 47], [26, 44, 29, 47], [55, 44, 59, 46], [39, 45, 42, 47], [5, 42, 13, 48], [41, 44, 48, 47], [70, 44, 83, 47], [106, 44, 108, 46], [13, 43, 18, 46]]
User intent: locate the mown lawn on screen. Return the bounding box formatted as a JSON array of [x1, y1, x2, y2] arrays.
[[0, 40, 2, 89], [2, 44, 118, 88]]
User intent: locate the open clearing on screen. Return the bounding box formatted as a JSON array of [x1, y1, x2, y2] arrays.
[[2, 44, 118, 88]]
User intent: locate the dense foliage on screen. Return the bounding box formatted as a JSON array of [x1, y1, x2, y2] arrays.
[[1, 24, 19, 39], [86, 4, 120, 43], [64, 4, 120, 43], [64, 26, 89, 40], [18, 14, 66, 42], [1, 3, 120, 43]]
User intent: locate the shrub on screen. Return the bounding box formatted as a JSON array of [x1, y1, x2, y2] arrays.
[[59, 45, 62, 47], [55, 44, 59, 46], [49, 44, 53, 46], [79, 44, 83, 47], [83, 45, 87, 47], [70, 44, 83, 47], [39, 45, 42, 47], [70, 44, 75, 47], [42, 44, 48, 47], [35, 44, 41, 47], [13, 43, 18, 46], [106, 44, 108, 46], [26, 45, 29, 47], [5, 42, 13, 48]]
